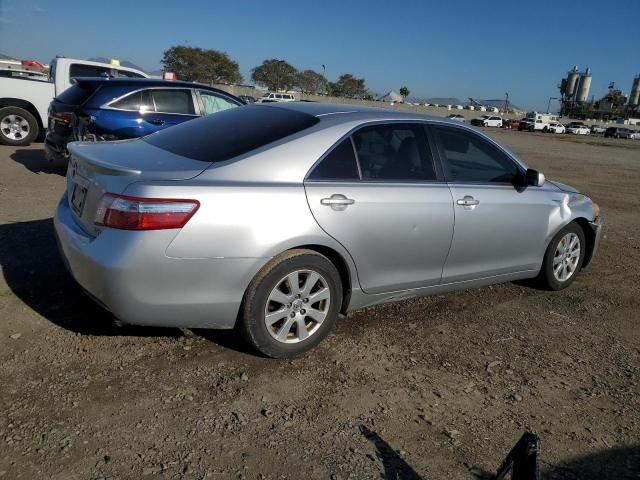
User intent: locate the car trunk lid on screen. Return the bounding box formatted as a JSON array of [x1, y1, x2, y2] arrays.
[[65, 139, 212, 236]]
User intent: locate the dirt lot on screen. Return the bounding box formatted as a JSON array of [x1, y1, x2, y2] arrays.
[[1, 130, 639, 480]]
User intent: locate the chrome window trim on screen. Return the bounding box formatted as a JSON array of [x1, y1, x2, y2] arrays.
[[101, 87, 199, 116]]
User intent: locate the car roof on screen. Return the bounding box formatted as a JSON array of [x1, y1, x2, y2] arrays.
[[261, 101, 465, 127], [73, 77, 226, 90]]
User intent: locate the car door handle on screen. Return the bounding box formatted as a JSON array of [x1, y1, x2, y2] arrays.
[[147, 118, 165, 125], [456, 196, 480, 207], [320, 194, 355, 211]]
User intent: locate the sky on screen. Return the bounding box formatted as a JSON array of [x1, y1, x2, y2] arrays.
[[1, 0, 638, 111]]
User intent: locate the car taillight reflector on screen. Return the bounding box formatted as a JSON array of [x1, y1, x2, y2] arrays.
[[95, 194, 199, 230], [55, 112, 75, 125]]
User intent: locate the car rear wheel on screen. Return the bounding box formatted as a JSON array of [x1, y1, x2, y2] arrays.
[[0, 107, 38, 146], [239, 249, 342, 358], [538, 223, 586, 291]]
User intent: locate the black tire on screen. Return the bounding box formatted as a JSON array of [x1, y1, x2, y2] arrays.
[[0, 106, 39, 146], [239, 249, 343, 358], [537, 222, 586, 291]]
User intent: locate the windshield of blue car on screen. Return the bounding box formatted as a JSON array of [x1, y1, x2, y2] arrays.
[[143, 105, 319, 163]]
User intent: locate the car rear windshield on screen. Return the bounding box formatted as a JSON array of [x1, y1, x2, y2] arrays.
[[143, 105, 319, 163], [55, 83, 99, 105]]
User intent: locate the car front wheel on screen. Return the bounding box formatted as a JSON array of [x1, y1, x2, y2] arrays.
[[239, 249, 342, 358], [538, 223, 586, 290]]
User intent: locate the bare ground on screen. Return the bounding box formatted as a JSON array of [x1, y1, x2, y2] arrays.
[[0, 130, 639, 479]]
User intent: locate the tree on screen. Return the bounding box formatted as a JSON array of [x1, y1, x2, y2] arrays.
[[251, 59, 298, 92], [161, 45, 243, 84], [295, 69, 328, 95], [328, 74, 369, 99], [399, 86, 410, 98]]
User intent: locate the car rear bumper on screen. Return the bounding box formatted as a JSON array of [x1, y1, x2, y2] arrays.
[[54, 194, 263, 329], [44, 131, 70, 163]]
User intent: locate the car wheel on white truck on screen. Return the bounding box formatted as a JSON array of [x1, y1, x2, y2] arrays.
[[0, 106, 39, 146]]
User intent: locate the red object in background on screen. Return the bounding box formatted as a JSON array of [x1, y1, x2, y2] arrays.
[[162, 72, 177, 80], [503, 119, 521, 130], [21, 60, 46, 72]]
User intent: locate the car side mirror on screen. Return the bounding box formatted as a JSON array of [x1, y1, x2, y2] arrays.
[[525, 169, 545, 187]]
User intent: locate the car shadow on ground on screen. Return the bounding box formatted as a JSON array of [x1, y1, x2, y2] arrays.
[[541, 444, 640, 480], [0, 218, 181, 338], [10, 148, 67, 175]]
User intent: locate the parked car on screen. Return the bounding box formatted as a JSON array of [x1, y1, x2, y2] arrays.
[[54, 103, 602, 358], [589, 125, 606, 134], [546, 122, 566, 134], [447, 113, 465, 122], [257, 92, 296, 103], [624, 130, 640, 139], [470, 115, 489, 126], [45, 78, 243, 163], [502, 119, 520, 130], [566, 125, 591, 135], [518, 118, 534, 131], [604, 127, 629, 138], [0, 57, 148, 146], [238, 95, 256, 104], [608, 127, 640, 139], [482, 116, 503, 128]]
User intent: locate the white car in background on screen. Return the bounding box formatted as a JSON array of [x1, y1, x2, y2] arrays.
[[257, 92, 296, 103], [546, 122, 566, 134], [482, 115, 503, 128], [566, 125, 591, 135], [620, 129, 640, 139], [447, 113, 465, 122]]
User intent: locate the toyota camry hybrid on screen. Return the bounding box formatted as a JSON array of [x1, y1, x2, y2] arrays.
[[54, 103, 603, 358]]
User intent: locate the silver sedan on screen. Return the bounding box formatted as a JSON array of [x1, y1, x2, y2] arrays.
[[54, 103, 603, 358]]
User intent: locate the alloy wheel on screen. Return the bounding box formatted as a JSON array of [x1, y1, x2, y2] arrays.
[[0, 114, 31, 141], [553, 233, 581, 282], [264, 269, 331, 344]]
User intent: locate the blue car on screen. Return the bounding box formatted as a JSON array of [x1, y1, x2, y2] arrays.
[[45, 78, 244, 163]]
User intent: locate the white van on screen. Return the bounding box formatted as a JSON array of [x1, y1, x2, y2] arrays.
[[257, 92, 296, 103]]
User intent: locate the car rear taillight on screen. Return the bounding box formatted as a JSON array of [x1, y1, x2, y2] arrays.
[[95, 194, 199, 230], [54, 111, 75, 125]]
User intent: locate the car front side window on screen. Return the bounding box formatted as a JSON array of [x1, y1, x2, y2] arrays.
[[150, 89, 195, 115], [432, 126, 521, 184], [198, 90, 238, 116], [351, 124, 437, 181]]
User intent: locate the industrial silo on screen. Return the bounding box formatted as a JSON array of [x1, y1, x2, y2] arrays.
[[629, 75, 640, 106], [575, 68, 592, 103], [565, 66, 580, 98]]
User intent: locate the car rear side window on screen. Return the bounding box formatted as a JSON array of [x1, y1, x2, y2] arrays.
[[55, 83, 99, 105], [143, 105, 319, 163], [432, 126, 521, 184], [110, 90, 154, 111], [308, 138, 359, 181], [352, 124, 437, 181], [150, 89, 195, 115]]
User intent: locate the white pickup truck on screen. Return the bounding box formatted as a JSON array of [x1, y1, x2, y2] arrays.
[[0, 57, 148, 146]]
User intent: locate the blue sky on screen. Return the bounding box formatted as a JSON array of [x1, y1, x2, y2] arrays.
[[1, 0, 638, 111]]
